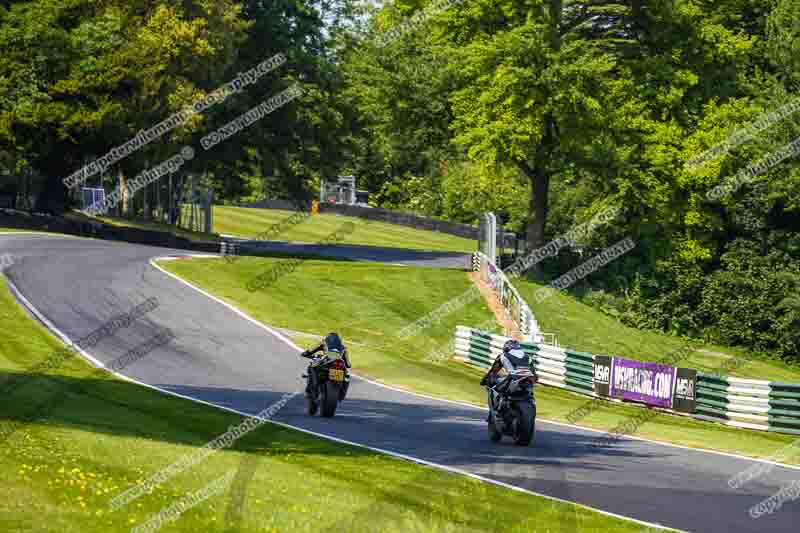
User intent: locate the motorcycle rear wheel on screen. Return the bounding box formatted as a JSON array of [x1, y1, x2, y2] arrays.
[[487, 390, 502, 441], [513, 402, 536, 446], [321, 381, 339, 418], [306, 395, 318, 416], [488, 415, 502, 442]]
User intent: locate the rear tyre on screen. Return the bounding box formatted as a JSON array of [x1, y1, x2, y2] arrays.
[[305, 375, 318, 416], [488, 414, 502, 442], [321, 381, 339, 418], [513, 402, 535, 446], [306, 395, 318, 416], [487, 390, 502, 441]]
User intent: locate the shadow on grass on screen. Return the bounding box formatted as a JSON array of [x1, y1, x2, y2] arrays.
[[231, 240, 472, 269], [3, 369, 781, 533], [0, 369, 674, 470]]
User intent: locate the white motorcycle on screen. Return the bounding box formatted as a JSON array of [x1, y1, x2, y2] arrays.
[[486, 368, 537, 446]]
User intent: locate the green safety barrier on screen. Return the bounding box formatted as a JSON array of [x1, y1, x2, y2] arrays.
[[456, 326, 800, 436]]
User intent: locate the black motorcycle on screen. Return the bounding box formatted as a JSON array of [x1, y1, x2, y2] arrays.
[[303, 352, 350, 418], [486, 368, 537, 446]]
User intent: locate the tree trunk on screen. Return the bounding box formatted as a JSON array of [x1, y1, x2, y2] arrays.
[[518, 109, 558, 253], [143, 183, 151, 220], [518, 160, 550, 251], [118, 168, 130, 217], [514, 1, 560, 256], [34, 165, 68, 215], [142, 161, 152, 220]]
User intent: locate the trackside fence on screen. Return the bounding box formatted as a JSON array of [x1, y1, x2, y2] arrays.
[[454, 326, 592, 396], [695, 375, 800, 435], [454, 326, 800, 436], [472, 251, 552, 344]]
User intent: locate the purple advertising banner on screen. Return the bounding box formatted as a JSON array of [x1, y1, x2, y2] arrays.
[[610, 357, 677, 408]]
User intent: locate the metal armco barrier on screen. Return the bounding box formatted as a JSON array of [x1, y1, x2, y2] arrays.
[[454, 326, 592, 396], [695, 375, 800, 435], [454, 326, 800, 435], [561, 348, 596, 395], [472, 251, 545, 343]]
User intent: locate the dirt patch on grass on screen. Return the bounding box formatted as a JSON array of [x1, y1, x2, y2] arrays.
[[468, 271, 521, 339]]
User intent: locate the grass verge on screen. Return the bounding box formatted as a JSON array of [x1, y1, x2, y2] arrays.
[[160, 257, 800, 465], [71, 206, 475, 253], [213, 206, 475, 253], [0, 277, 642, 532]]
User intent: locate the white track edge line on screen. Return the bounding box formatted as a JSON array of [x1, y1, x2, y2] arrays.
[[332, 374, 800, 471], [148, 256, 800, 474], [149, 257, 306, 351], [0, 231, 81, 237], [364, 372, 800, 472], [3, 233, 799, 473], [3, 266, 678, 532]]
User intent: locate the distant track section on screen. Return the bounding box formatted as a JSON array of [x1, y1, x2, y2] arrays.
[[221, 235, 471, 268]]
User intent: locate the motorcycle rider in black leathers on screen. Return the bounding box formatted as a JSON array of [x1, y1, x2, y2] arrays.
[[300, 332, 351, 398], [480, 339, 536, 409]]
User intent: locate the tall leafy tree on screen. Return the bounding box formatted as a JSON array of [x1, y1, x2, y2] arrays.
[[432, 0, 757, 252], [0, 0, 248, 213]]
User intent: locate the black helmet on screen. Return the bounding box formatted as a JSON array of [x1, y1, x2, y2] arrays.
[[324, 332, 345, 353], [503, 339, 521, 353]]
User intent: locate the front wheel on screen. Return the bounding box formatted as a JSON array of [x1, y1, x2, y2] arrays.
[[513, 402, 536, 446], [321, 381, 340, 418]]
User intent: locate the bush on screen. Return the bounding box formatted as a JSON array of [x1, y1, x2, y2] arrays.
[[581, 289, 625, 319], [698, 243, 800, 360], [593, 240, 800, 362]]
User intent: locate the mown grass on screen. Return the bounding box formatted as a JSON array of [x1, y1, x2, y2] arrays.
[[71, 206, 476, 253], [161, 257, 800, 465], [213, 205, 475, 252], [0, 277, 642, 532], [0, 228, 44, 233]]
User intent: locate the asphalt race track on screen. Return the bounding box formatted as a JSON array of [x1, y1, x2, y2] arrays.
[[2, 233, 798, 533], [222, 235, 472, 269]]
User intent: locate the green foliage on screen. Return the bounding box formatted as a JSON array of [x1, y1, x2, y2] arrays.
[[0, 0, 362, 211], [368, 159, 530, 231], [371, 173, 442, 214], [440, 160, 529, 230], [342, 12, 458, 194], [2, 0, 799, 362], [592, 241, 800, 361], [699, 243, 800, 360], [0, 0, 250, 211], [767, 0, 800, 86]]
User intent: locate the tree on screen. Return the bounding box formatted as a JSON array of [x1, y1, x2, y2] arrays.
[[0, 0, 248, 213], [434, 0, 758, 252], [341, 4, 460, 196]]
